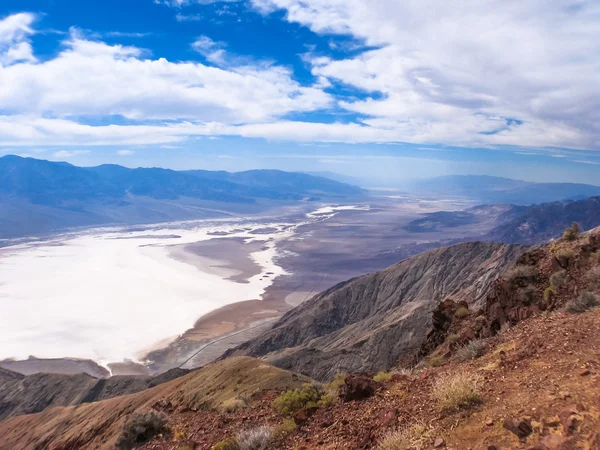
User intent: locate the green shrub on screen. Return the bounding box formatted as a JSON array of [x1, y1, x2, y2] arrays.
[[236, 426, 273, 450], [432, 372, 481, 411], [373, 371, 393, 383], [544, 285, 556, 302], [454, 307, 469, 318], [563, 222, 580, 241], [212, 437, 239, 450], [565, 292, 599, 313], [273, 383, 322, 416], [116, 410, 168, 450], [428, 356, 444, 367], [327, 372, 347, 391], [454, 339, 486, 361], [274, 418, 296, 438], [505, 266, 539, 284]]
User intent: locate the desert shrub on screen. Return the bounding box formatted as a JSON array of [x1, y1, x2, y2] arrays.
[[550, 270, 568, 288], [563, 222, 580, 241], [585, 266, 600, 289], [454, 339, 486, 362], [555, 249, 576, 267], [212, 437, 239, 450], [327, 372, 347, 391], [273, 383, 322, 416], [499, 322, 511, 334], [274, 418, 296, 438], [565, 291, 599, 313], [221, 398, 248, 413], [116, 410, 168, 450], [428, 356, 444, 367], [505, 266, 539, 284], [432, 372, 481, 411], [454, 306, 469, 318], [373, 371, 393, 383], [446, 333, 460, 344], [518, 286, 537, 305], [236, 426, 274, 450], [377, 423, 432, 450]]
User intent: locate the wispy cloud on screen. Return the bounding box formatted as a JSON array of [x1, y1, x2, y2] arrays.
[[52, 150, 90, 158], [116, 149, 135, 156]]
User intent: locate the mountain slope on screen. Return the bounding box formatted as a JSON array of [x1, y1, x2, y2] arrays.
[[225, 241, 525, 380], [0, 357, 310, 450], [410, 175, 600, 205]]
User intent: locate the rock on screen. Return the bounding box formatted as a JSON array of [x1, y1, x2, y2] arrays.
[[292, 406, 319, 425], [503, 418, 533, 440], [434, 437, 446, 448], [538, 434, 570, 450], [485, 418, 494, 426], [558, 406, 580, 436], [487, 446, 499, 450], [579, 369, 590, 376], [340, 375, 378, 402]]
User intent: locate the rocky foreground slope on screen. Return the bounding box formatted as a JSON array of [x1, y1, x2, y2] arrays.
[[225, 242, 525, 380]]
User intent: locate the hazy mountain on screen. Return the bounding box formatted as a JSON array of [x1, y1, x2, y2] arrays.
[[0, 155, 364, 238], [410, 175, 600, 205]]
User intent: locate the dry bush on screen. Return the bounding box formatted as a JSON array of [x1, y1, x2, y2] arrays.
[[432, 372, 481, 411], [116, 410, 168, 450], [221, 398, 248, 413], [585, 266, 600, 290], [499, 322, 511, 334], [373, 371, 393, 383], [518, 286, 537, 305], [446, 333, 460, 344], [236, 426, 274, 450], [550, 270, 568, 288], [454, 306, 469, 318], [565, 292, 599, 313], [377, 423, 432, 450], [505, 266, 539, 284], [563, 222, 580, 241], [454, 339, 486, 362], [555, 249, 575, 267]]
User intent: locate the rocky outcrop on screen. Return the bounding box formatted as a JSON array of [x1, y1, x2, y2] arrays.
[[225, 242, 526, 380], [0, 367, 188, 420]]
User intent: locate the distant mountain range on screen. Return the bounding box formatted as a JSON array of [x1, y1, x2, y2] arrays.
[[409, 175, 600, 205], [0, 155, 364, 238]]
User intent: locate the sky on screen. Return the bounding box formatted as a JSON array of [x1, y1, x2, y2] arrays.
[[0, 0, 599, 185]]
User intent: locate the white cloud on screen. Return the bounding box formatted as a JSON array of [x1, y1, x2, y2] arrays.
[[52, 149, 91, 158], [116, 149, 135, 156], [0, 13, 37, 66], [175, 13, 202, 21], [249, 0, 600, 150], [158, 0, 240, 7]]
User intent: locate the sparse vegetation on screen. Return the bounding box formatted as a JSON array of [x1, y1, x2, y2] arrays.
[[212, 437, 239, 450], [116, 410, 168, 450], [518, 286, 536, 305], [273, 383, 323, 416], [446, 333, 460, 344], [593, 250, 600, 264], [454, 306, 469, 318], [544, 285, 556, 302], [221, 398, 248, 413], [563, 222, 580, 241], [505, 265, 539, 284], [236, 426, 274, 450], [178, 446, 193, 450], [373, 371, 393, 383], [377, 422, 433, 450], [565, 291, 599, 313], [454, 339, 486, 361], [432, 372, 481, 411]]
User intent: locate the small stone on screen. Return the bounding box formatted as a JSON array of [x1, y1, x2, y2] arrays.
[[579, 369, 590, 376], [433, 437, 446, 448], [485, 418, 494, 426]]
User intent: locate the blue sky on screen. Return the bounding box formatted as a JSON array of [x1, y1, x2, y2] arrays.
[[0, 0, 599, 185]]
